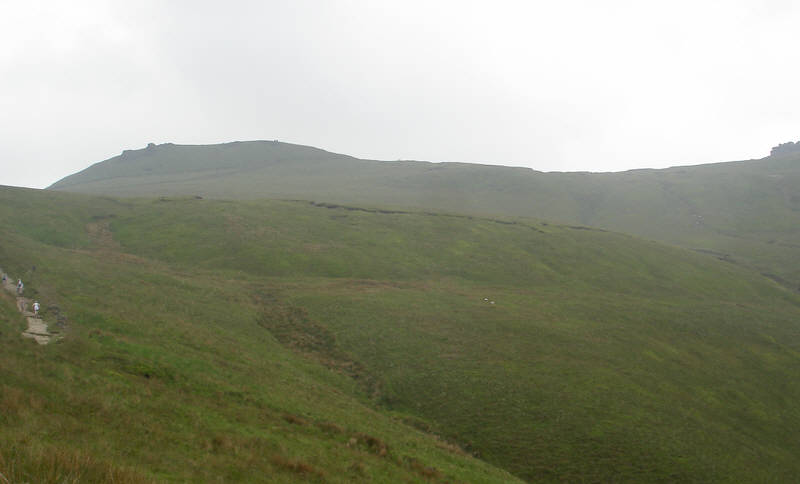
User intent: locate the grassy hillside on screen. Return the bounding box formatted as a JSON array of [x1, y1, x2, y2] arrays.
[[0, 187, 520, 483], [48, 141, 800, 290], [5, 186, 800, 481]]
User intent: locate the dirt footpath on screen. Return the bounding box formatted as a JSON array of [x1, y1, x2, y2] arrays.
[[1, 268, 52, 344]]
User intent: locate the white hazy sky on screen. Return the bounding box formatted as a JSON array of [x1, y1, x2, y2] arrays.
[[2, 0, 799, 188]]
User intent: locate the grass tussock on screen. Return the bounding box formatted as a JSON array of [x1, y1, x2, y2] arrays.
[[315, 421, 344, 434], [0, 445, 152, 484], [348, 433, 389, 457], [401, 456, 443, 481], [269, 454, 326, 480], [0, 385, 44, 418], [282, 413, 309, 426]]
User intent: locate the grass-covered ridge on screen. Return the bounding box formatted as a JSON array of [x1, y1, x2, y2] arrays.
[[49, 141, 800, 290], [3, 186, 800, 482]]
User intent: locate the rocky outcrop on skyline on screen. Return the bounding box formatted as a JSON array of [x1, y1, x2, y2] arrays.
[[770, 140, 800, 157]]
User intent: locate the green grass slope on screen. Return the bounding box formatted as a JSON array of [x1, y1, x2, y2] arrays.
[[0, 186, 520, 483], [6, 185, 800, 482], [48, 141, 800, 290]]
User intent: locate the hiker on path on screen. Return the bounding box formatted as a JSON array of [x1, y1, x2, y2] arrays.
[[1, 273, 6, 284], [17, 279, 23, 295], [33, 301, 40, 316]]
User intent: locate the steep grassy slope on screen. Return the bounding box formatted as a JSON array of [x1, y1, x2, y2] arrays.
[[49, 141, 800, 290], [0, 187, 520, 483], [11, 186, 800, 481], [107, 197, 800, 483]]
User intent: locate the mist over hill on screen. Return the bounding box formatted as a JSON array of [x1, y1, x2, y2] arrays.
[[50, 140, 800, 290]]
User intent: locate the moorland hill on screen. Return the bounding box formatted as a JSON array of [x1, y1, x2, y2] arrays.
[[3, 186, 800, 481], [0, 186, 522, 483], [50, 140, 800, 290]]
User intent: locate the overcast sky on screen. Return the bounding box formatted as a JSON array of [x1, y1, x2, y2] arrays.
[[2, 1, 799, 188]]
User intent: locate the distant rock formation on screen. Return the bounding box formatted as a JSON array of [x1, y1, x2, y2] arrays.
[[770, 140, 800, 157]]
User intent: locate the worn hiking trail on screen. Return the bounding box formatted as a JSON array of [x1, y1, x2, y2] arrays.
[[1, 269, 53, 345], [0, 221, 117, 344]]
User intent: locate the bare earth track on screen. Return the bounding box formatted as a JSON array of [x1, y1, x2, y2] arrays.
[[0, 221, 112, 344], [1, 268, 53, 344]]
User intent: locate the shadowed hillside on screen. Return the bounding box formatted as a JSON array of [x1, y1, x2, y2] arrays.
[[49, 141, 800, 290], [4, 186, 800, 481]]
